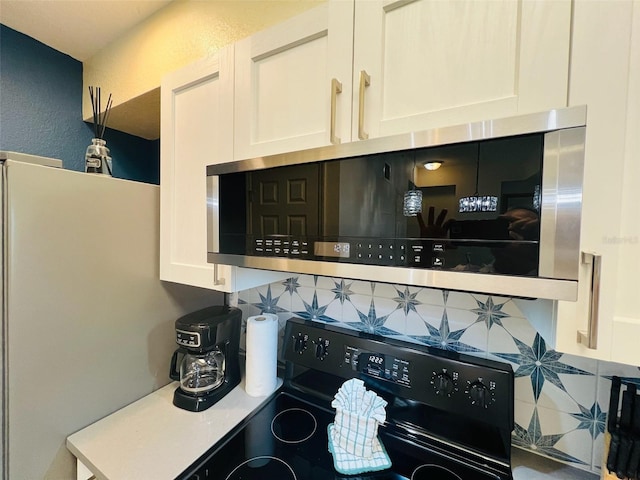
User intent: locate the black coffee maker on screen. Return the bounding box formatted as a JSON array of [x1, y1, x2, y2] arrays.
[[169, 305, 241, 412]]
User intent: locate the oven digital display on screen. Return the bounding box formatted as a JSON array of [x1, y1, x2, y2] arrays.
[[356, 351, 411, 387], [314, 241, 351, 258]]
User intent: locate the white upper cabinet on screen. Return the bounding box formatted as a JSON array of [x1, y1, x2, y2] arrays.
[[352, 0, 572, 139], [234, 0, 572, 160], [612, 2, 640, 366], [160, 47, 288, 292], [553, 0, 639, 364], [233, 2, 354, 160]]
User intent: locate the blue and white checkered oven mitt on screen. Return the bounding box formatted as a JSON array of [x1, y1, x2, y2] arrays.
[[327, 378, 392, 475]]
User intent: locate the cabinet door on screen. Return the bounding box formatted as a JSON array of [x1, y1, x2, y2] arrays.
[[352, 0, 571, 139], [160, 48, 288, 292], [610, 1, 640, 366], [233, 2, 354, 160], [554, 0, 636, 362]]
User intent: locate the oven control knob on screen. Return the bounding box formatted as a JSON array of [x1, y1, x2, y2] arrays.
[[430, 371, 455, 396], [293, 333, 308, 354], [313, 338, 329, 360], [465, 380, 494, 408]]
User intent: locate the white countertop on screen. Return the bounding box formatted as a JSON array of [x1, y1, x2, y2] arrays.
[[68, 380, 597, 480], [66, 380, 281, 480]]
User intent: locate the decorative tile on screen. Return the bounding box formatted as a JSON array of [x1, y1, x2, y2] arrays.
[[391, 285, 422, 316], [536, 353, 597, 414], [487, 317, 522, 361], [490, 317, 538, 351], [343, 292, 373, 319], [291, 286, 338, 323], [338, 295, 401, 336], [513, 406, 590, 466], [405, 310, 431, 337], [359, 281, 393, 299], [469, 295, 513, 331], [327, 278, 356, 306], [457, 321, 489, 355], [408, 308, 483, 353], [414, 288, 447, 307], [296, 274, 318, 288], [282, 277, 301, 296], [445, 291, 481, 310], [413, 303, 445, 327], [494, 333, 594, 404], [383, 308, 407, 336], [349, 279, 377, 295], [513, 400, 537, 444], [250, 283, 289, 316]]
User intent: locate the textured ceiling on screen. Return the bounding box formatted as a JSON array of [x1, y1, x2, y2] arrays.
[[0, 0, 173, 61]]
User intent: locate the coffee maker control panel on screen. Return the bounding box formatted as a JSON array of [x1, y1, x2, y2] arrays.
[[176, 329, 201, 348]]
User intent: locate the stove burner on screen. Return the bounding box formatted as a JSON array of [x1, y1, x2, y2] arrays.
[[411, 464, 463, 480], [224, 456, 296, 480], [270, 408, 317, 444]]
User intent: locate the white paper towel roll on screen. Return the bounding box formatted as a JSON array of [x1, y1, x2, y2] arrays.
[[245, 314, 279, 397]]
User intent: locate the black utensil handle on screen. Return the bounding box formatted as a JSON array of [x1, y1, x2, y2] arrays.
[[609, 432, 622, 473], [609, 377, 622, 433], [617, 435, 633, 478], [626, 439, 640, 479]]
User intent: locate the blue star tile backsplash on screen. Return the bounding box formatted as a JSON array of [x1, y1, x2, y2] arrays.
[[235, 274, 640, 475]]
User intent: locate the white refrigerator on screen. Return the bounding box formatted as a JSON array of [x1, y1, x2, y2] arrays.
[[1, 152, 221, 479]]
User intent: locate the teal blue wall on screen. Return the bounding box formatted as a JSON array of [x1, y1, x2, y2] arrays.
[[0, 25, 159, 184]]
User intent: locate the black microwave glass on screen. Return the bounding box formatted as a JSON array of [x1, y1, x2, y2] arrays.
[[218, 134, 543, 277]]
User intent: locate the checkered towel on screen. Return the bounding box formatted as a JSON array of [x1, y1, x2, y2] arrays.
[[327, 378, 392, 475]]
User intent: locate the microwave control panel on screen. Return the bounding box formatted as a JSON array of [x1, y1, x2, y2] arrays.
[[251, 237, 447, 269]]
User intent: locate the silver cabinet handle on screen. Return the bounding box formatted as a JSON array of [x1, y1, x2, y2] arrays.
[[330, 78, 342, 145], [213, 263, 226, 286], [358, 70, 371, 140], [577, 251, 601, 349]]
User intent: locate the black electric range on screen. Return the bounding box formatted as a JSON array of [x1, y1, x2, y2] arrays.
[[177, 317, 514, 480]]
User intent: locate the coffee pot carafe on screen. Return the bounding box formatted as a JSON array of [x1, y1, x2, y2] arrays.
[[169, 305, 241, 412]]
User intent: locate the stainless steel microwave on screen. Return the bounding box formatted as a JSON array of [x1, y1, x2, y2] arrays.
[[207, 106, 587, 301]]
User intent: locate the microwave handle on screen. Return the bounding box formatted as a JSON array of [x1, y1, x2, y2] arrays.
[[577, 251, 602, 349]]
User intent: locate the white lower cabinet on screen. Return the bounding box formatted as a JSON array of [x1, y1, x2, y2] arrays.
[[553, 0, 640, 364], [233, 0, 572, 160], [160, 47, 288, 292]]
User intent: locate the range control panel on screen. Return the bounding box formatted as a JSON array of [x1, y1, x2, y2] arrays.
[[284, 317, 514, 430]]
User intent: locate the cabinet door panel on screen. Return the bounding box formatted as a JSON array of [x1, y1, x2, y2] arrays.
[[234, 2, 353, 160], [555, 0, 635, 361], [252, 34, 328, 144], [610, 0, 640, 366], [160, 49, 289, 292], [161, 52, 234, 290], [353, 0, 570, 139]]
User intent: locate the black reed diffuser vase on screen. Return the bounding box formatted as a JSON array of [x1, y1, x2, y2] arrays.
[[85, 86, 113, 176]]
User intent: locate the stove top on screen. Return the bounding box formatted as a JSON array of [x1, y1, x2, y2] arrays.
[[177, 318, 514, 480]]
